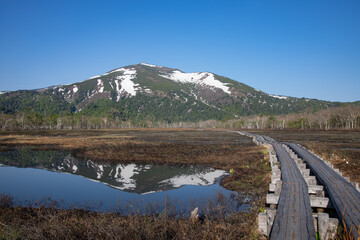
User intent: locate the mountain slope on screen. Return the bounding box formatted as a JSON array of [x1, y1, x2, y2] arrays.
[[0, 63, 346, 122]]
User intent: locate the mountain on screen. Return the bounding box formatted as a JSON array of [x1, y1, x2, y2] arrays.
[[0, 63, 346, 123]]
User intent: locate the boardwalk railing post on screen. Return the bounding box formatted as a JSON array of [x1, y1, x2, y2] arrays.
[[266, 209, 276, 236], [274, 180, 282, 196], [258, 213, 267, 236], [318, 213, 329, 240]]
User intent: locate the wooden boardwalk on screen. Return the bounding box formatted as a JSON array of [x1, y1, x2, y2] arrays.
[[286, 143, 360, 239], [238, 132, 316, 239], [269, 142, 316, 240], [238, 131, 360, 239]]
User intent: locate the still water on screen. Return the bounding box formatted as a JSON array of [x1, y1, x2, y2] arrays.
[[0, 147, 244, 213]]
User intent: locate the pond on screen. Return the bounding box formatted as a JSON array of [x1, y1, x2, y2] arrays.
[[0, 147, 245, 214]]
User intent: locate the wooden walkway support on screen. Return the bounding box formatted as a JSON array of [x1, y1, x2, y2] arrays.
[[286, 143, 360, 239]]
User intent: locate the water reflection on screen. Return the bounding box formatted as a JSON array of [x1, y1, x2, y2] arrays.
[[0, 147, 227, 194], [0, 148, 245, 213]]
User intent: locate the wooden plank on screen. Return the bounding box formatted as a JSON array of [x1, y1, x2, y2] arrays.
[[270, 183, 324, 194], [309, 196, 332, 208], [266, 194, 279, 204], [308, 185, 324, 194]]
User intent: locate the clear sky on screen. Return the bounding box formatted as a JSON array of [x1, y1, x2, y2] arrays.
[[0, 0, 359, 102]]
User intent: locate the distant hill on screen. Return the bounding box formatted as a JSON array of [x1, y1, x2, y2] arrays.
[[0, 63, 351, 123]]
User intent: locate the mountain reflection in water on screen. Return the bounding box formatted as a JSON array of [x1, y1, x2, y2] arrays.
[[0, 148, 227, 194], [0, 148, 244, 212]]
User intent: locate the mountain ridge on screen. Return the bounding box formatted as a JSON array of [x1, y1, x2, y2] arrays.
[[0, 63, 353, 123]]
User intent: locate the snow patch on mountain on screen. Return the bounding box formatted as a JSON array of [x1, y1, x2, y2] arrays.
[[113, 68, 138, 99], [109, 67, 135, 75], [119, 77, 138, 96], [160, 169, 226, 188], [114, 80, 121, 101], [89, 75, 102, 80], [140, 63, 162, 68], [97, 79, 104, 93], [0, 91, 6, 95], [269, 94, 288, 99], [144, 88, 152, 94], [160, 71, 231, 94], [73, 85, 78, 93]]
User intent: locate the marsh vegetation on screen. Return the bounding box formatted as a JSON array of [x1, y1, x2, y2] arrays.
[[0, 129, 270, 239]]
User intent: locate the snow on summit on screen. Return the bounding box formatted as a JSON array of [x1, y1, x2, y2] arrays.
[[160, 70, 231, 94], [89, 75, 102, 80], [140, 63, 162, 68]]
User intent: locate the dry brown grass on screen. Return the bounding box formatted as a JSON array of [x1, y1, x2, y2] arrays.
[[304, 142, 360, 184], [0, 205, 264, 240], [0, 131, 135, 150]]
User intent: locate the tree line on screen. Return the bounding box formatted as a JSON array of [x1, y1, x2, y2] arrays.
[[0, 105, 359, 131]]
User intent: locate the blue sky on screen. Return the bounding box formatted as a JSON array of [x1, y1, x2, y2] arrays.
[[0, 0, 359, 102]]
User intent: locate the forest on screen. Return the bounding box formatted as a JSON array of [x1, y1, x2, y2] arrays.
[[0, 105, 359, 131]]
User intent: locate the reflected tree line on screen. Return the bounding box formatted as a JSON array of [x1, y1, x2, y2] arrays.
[[0, 105, 359, 131]]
